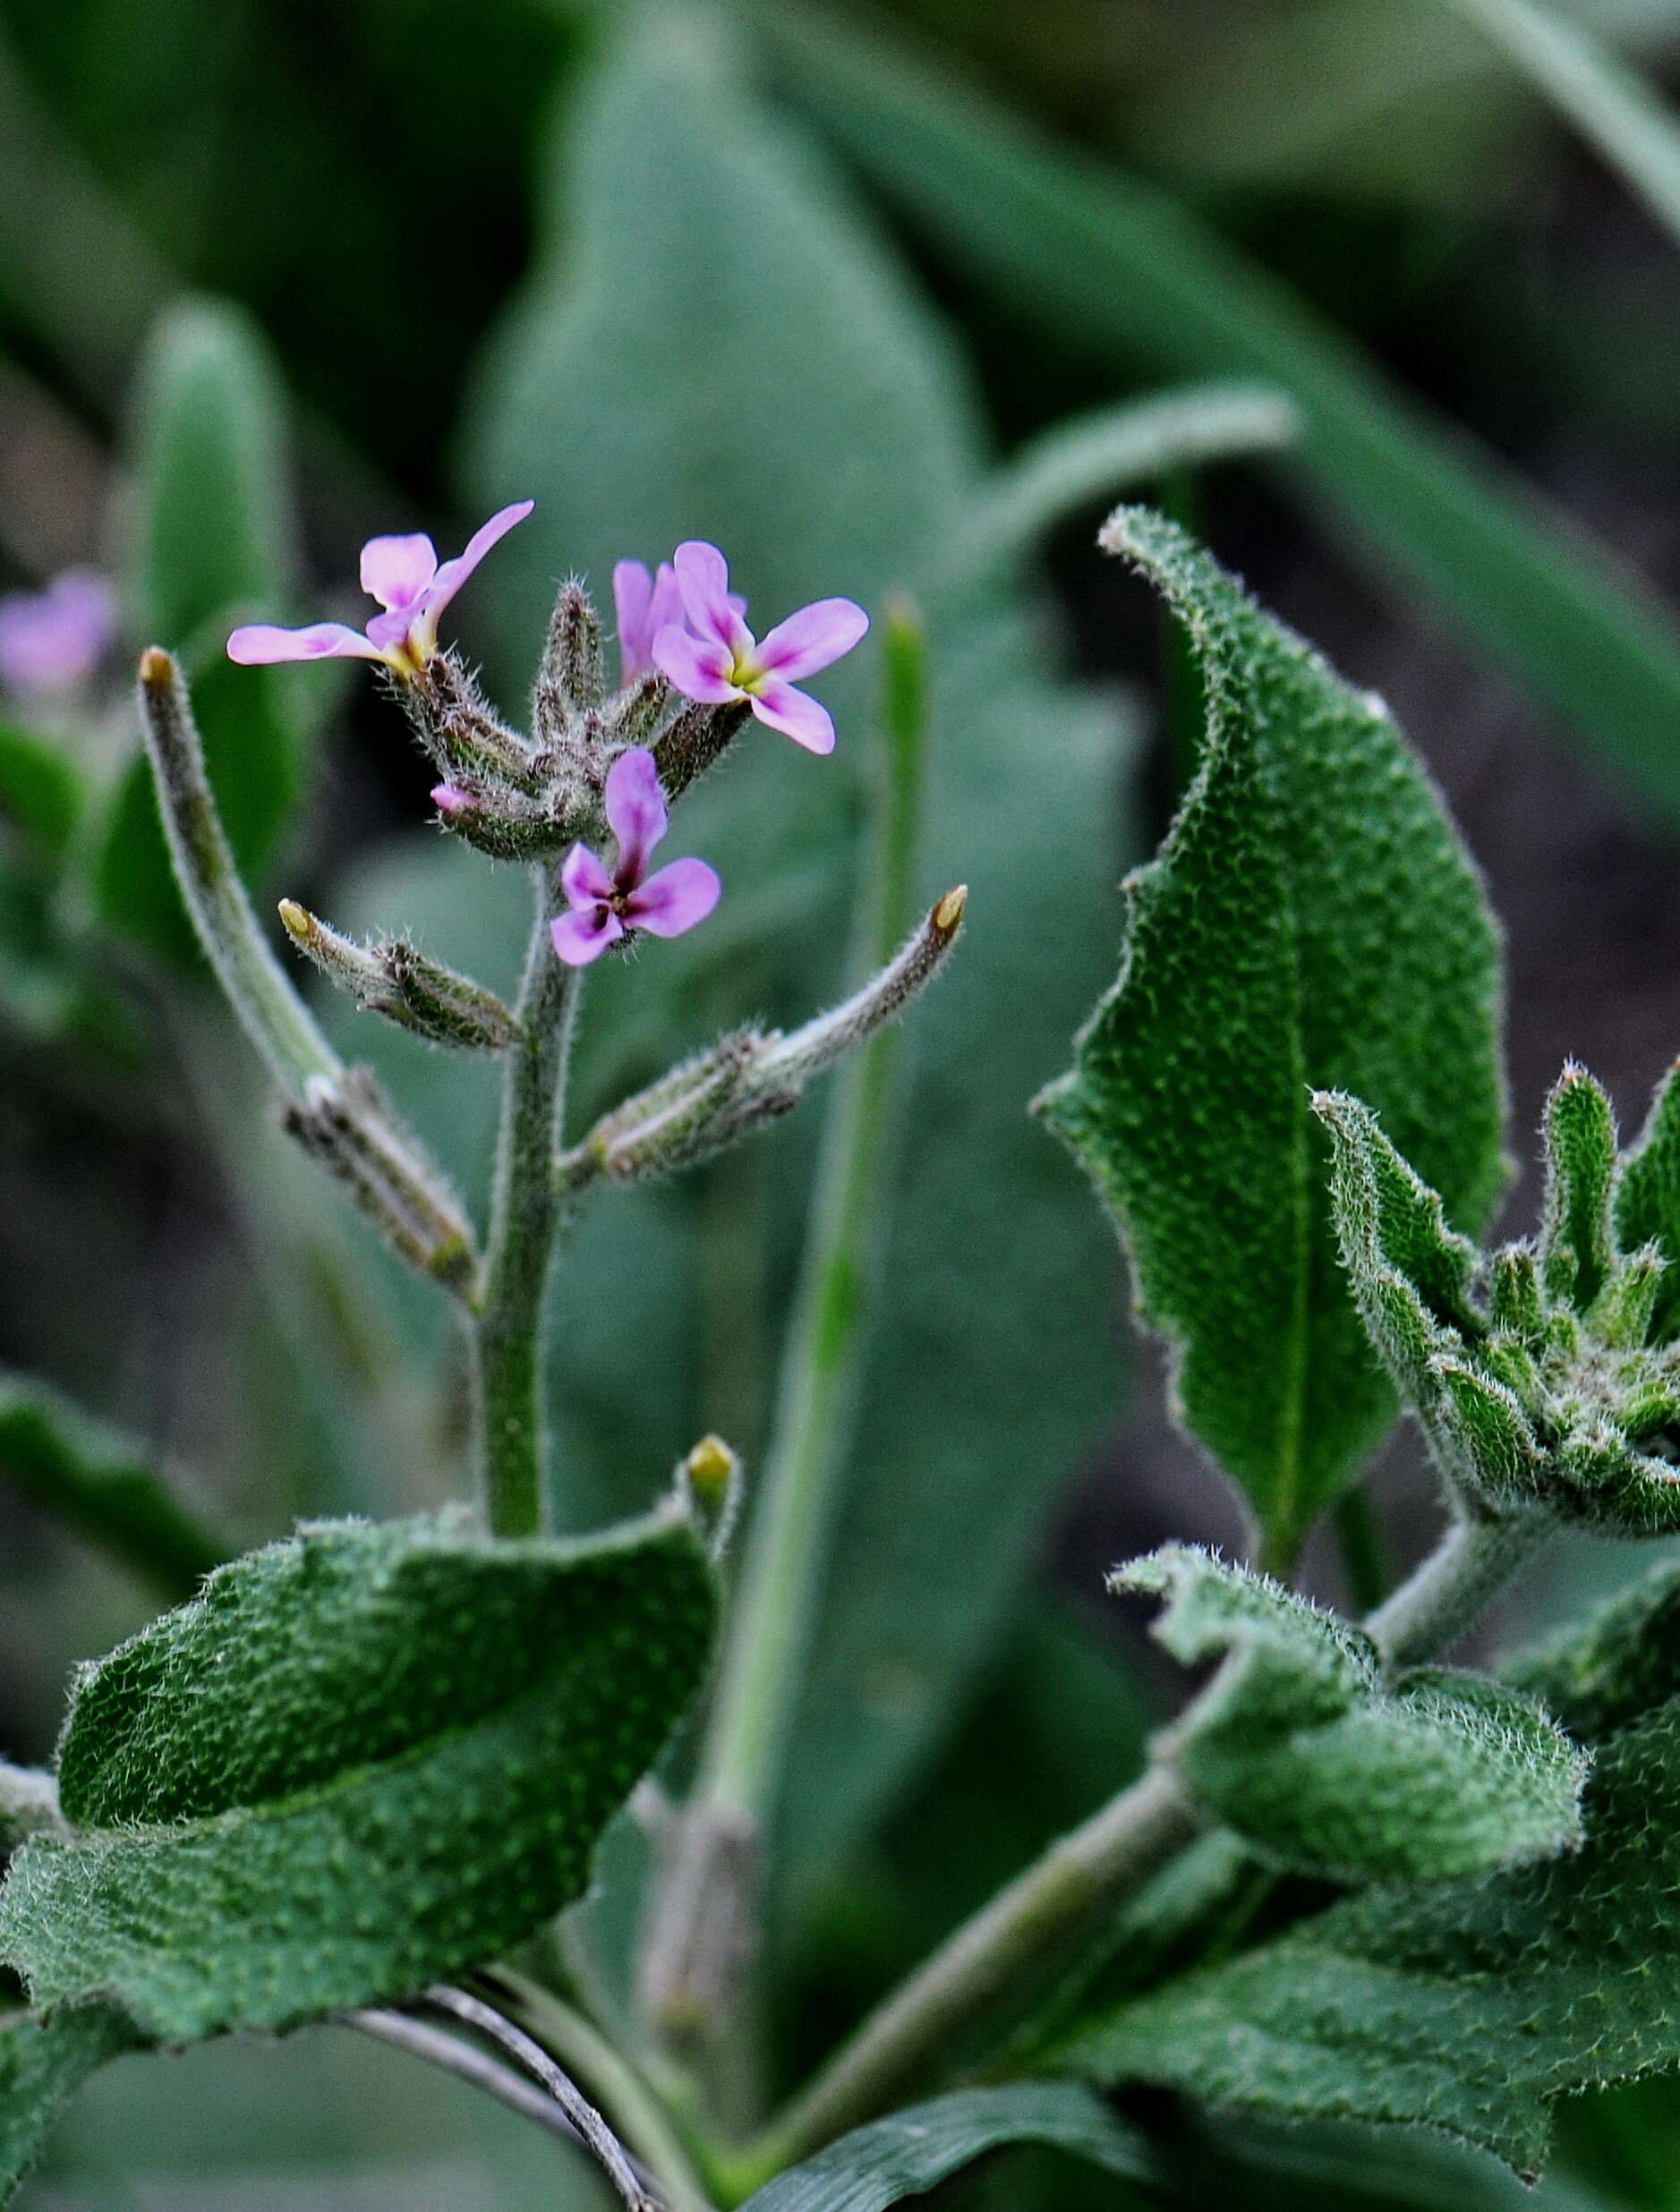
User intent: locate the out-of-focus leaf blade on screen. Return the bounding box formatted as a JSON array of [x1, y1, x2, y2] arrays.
[[739, 2083, 1152, 2212], [0, 722, 81, 855], [1447, 0, 1680, 242], [0, 1371, 231, 1599], [0, 2004, 138, 2209], [1039, 511, 1505, 1561], [93, 298, 305, 966], [750, 3, 1680, 822], [0, 1508, 714, 2040]]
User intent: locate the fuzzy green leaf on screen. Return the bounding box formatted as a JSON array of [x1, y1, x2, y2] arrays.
[[0, 1372, 232, 1600], [1062, 1560, 1680, 2178], [0, 2004, 138, 2206], [0, 1508, 714, 2041], [1039, 510, 1504, 1562], [740, 2084, 1152, 2212], [92, 298, 306, 966], [1120, 1546, 1585, 1884]]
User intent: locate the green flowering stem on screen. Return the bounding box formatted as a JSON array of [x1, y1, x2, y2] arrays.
[[471, 867, 584, 1537], [641, 604, 931, 2042], [1366, 1508, 1549, 1672]]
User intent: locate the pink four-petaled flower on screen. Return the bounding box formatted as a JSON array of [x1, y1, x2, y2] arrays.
[[227, 501, 533, 679], [652, 541, 868, 755], [550, 747, 720, 967]]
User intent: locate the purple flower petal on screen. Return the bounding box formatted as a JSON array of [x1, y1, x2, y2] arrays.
[[750, 675, 836, 755], [550, 906, 623, 966], [365, 607, 417, 653], [612, 560, 653, 677], [227, 621, 382, 665], [0, 568, 116, 694], [624, 856, 721, 939], [360, 533, 438, 610], [604, 747, 668, 887], [431, 783, 470, 816], [755, 597, 869, 682], [425, 499, 535, 622], [561, 841, 616, 909], [652, 625, 740, 703], [673, 541, 752, 656]]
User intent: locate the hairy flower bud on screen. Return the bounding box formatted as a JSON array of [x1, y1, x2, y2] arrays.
[[534, 579, 604, 743], [279, 900, 518, 1053]]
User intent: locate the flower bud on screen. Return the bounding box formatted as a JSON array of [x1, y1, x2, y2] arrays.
[[533, 579, 604, 743]]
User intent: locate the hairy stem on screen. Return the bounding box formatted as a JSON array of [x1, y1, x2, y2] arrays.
[[642, 608, 928, 2044], [1365, 1509, 1548, 1672], [752, 1765, 1198, 2174], [344, 2008, 613, 2160], [472, 868, 582, 1536]]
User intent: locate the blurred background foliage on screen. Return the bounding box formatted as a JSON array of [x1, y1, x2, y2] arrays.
[[6, 0, 1680, 2204]]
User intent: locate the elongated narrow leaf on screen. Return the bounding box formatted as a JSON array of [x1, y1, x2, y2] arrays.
[[1120, 1546, 1585, 1883], [0, 1508, 714, 2040], [450, 5, 1128, 1884], [750, 4, 1680, 820], [1447, 0, 1680, 244], [0, 1372, 231, 1599], [0, 2004, 137, 2207], [1062, 1558, 1680, 2179], [944, 380, 1301, 583], [741, 2083, 1152, 2212], [1039, 511, 1504, 1561], [93, 298, 305, 965]]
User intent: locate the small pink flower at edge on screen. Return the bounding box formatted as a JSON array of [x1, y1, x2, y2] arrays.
[[550, 747, 720, 967], [0, 569, 117, 697], [651, 541, 868, 755], [226, 501, 533, 679]]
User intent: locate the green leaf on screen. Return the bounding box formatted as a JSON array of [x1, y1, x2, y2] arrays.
[[748, 4, 1680, 824], [1038, 509, 1504, 1563], [0, 1507, 715, 2041], [1060, 1558, 1680, 2179], [0, 2004, 138, 2207], [1119, 1545, 1586, 1883], [92, 297, 305, 966], [0, 722, 81, 855], [1445, 0, 1680, 245], [738, 2083, 1152, 2212], [450, 5, 1130, 1879], [0, 1371, 232, 1600]]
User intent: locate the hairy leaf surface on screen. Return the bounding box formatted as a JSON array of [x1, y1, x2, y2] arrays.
[[0, 1509, 714, 2040], [1039, 510, 1504, 1561], [1064, 1556, 1680, 2176], [1120, 1546, 1584, 1883]]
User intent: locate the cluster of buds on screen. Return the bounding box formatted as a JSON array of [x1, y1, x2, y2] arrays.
[[1318, 1067, 1680, 1536]]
